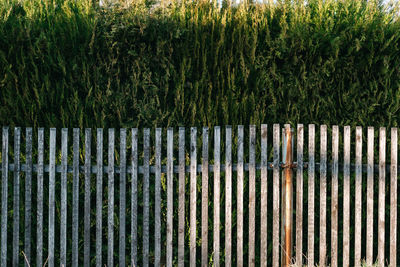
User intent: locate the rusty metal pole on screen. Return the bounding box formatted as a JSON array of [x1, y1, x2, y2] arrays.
[[282, 125, 294, 267]]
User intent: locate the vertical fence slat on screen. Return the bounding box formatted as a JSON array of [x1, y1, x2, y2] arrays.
[[143, 129, 150, 267], [84, 129, 91, 267], [331, 126, 339, 267], [48, 128, 56, 267], [201, 127, 209, 267], [60, 129, 68, 266], [167, 128, 174, 267], [12, 127, 20, 266], [237, 125, 244, 267], [190, 127, 197, 267], [36, 128, 44, 267], [1, 127, 8, 267], [119, 129, 127, 267], [272, 124, 280, 267], [214, 126, 221, 267], [225, 126, 232, 266], [343, 126, 350, 266], [319, 125, 327, 266], [390, 128, 397, 267], [96, 129, 103, 267], [354, 127, 362, 267], [378, 128, 385, 266], [107, 129, 115, 267], [72, 128, 80, 267], [249, 125, 256, 267], [24, 128, 32, 266], [308, 124, 315, 267], [366, 127, 374, 266], [296, 124, 304, 266], [178, 127, 185, 267], [131, 129, 138, 267], [154, 128, 161, 267], [260, 124, 268, 267]]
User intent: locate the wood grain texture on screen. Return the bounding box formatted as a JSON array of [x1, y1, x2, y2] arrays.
[[354, 127, 362, 267], [214, 126, 221, 267], [131, 129, 138, 267], [60, 129, 68, 267], [167, 128, 174, 267], [319, 125, 327, 267], [378, 128, 385, 267], [119, 129, 127, 267], [154, 128, 161, 267], [390, 128, 397, 267], [272, 124, 280, 267], [84, 129, 92, 267], [12, 127, 20, 266], [343, 126, 350, 267], [72, 128, 80, 267], [260, 124, 268, 267], [143, 129, 150, 267], [178, 127, 185, 267], [225, 126, 232, 266], [308, 124, 315, 267], [296, 124, 304, 266], [48, 128, 56, 267], [331, 126, 339, 267], [366, 127, 374, 266], [237, 126, 244, 267], [37, 128, 44, 267], [201, 127, 209, 267], [249, 125, 256, 267], [190, 127, 197, 267], [24, 128, 33, 267], [96, 129, 103, 267], [1, 127, 8, 267]]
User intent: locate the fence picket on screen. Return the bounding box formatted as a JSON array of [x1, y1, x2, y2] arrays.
[[237, 125, 244, 267], [131, 129, 138, 266], [214, 126, 221, 267], [308, 124, 315, 267], [190, 128, 197, 266], [24, 128, 33, 267], [60, 129, 68, 266], [84, 129, 92, 267], [296, 124, 304, 266], [331, 126, 339, 267], [225, 126, 232, 266], [143, 129, 150, 267], [107, 129, 115, 267], [119, 129, 127, 267], [272, 124, 280, 267], [154, 128, 161, 267], [260, 124, 268, 267], [37, 128, 44, 267], [178, 127, 185, 266], [1, 127, 8, 267], [249, 125, 256, 267], [355, 127, 362, 267], [319, 125, 327, 267], [166, 128, 174, 267], [96, 129, 103, 267], [343, 126, 350, 266], [378, 128, 385, 266], [201, 127, 209, 267], [48, 128, 56, 267], [12, 127, 20, 266], [390, 128, 397, 267], [366, 127, 374, 266], [72, 128, 80, 267]]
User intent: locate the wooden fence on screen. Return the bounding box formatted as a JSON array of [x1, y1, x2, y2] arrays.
[[0, 125, 398, 266]]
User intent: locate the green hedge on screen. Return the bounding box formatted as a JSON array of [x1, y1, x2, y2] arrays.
[[1, 0, 400, 130]]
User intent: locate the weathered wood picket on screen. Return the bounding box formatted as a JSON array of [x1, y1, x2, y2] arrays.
[[0, 125, 398, 266]]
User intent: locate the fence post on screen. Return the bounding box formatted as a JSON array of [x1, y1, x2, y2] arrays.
[[282, 125, 294, 267]]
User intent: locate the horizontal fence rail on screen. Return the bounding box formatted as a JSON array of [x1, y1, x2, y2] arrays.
[[0, 125, 398, 266]]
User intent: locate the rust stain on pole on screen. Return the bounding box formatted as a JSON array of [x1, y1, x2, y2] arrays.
[[282, 126, 293, 267]]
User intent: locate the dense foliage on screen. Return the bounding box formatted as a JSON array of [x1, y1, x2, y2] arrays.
[[1, 0, 399, 130]]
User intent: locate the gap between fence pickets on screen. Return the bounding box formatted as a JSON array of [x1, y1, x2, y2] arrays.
[[2, 162, 400, 174]]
